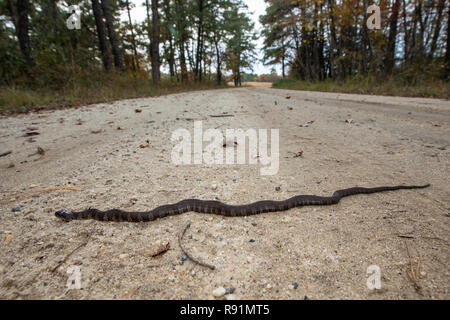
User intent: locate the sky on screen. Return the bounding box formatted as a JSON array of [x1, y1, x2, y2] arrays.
[[125, 0, 274, 75]]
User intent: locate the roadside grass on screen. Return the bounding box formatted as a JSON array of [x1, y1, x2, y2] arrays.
[[0, 73, 228, 115], [272, 75, 450, 99], [226, 81, 272, 87]]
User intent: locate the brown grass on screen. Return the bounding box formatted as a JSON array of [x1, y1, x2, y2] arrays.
[[227, 81, 273, 87], [0, 73, 229, 115]]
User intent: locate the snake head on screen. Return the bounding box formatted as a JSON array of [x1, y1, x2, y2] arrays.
[[55, 210, 75, 221]]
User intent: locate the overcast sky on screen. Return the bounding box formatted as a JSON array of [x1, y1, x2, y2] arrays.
[[125, 0, 274, 75]]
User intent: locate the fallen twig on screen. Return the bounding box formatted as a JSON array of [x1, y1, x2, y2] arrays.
[[52, 241, 88, 273], [404, 240, 422, 293], [123, 286, 141, 299], [44, 186, 81, 192], [0, 151, 12, 157], [398, 234, 415, 239], [209, 114, 234, 118], [28, 147, 45, 157], [178, 222, 215, 270]]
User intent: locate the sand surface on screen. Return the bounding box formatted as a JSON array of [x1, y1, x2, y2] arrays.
[[0, 87, 449, 299]]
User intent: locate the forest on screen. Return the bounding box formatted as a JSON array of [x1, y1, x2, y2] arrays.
[[0, 0, 449, 113], [0, 0, 256, 113], [262, 0, 449, 96]]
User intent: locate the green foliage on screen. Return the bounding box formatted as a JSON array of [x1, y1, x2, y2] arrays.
[[261, 0, 449, 83], [0, 0, 254, 112], [223, 3, 257, 85], [241, 73, 258, 82]]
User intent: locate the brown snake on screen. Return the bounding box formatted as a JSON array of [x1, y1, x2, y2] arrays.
[[55, 184, 430, 222]]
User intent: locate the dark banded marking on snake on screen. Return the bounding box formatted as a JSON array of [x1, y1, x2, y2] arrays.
[[55, 184, 430, 222]]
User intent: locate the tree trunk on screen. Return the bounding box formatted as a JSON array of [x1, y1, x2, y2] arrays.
[[234, 58, 240, 87], [385, 0, 400, 74], [125, 0, 139, 71], [16, 0, 34, 68], [361, 0, 372, 74], [428, 0, 446, 60], [163, 0, 175, 78], [92, 0, 112, 72], [163, 0, 175, 77], [213, 35, 222, 85], [167, 37, 175, 78], [311, 2, 320, 81], [300, 2, 311, 80], [446, 3, 450, 78], [151, 0, 160, 86], [176, 0, 188, 82], [402, 0, 410, 63], [194, 0, 204, 81], [179, 42, 188, 82], [327, 0, 338, 78], [101, 0, 125, 72], [414, 0, 424, 61], [319, 25, 325, 79], [187, 40, 195, 72], [145, 0, 153, 68], [198, 34, 204, 81], [44, 0, 58, 34]]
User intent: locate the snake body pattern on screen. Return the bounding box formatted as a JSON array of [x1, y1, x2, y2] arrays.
[[55, 184, 430, 222]]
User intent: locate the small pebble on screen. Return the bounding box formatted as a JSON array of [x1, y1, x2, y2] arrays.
[[275, 186, 281, 191], [212, 286, 226, 297], [292, 282, 298, 289], [11, 206, 21, 212], [225, 287, 235, 294], [211, 184, 217, 191], [119, 254, 129, 259], [249, 239, 255, 243]]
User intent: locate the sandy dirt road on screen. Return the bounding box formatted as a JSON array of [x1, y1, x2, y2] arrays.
[[0, 87, 449, 299]]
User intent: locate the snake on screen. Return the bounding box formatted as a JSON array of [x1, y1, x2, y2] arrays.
[[55, 184, 430, 222]]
